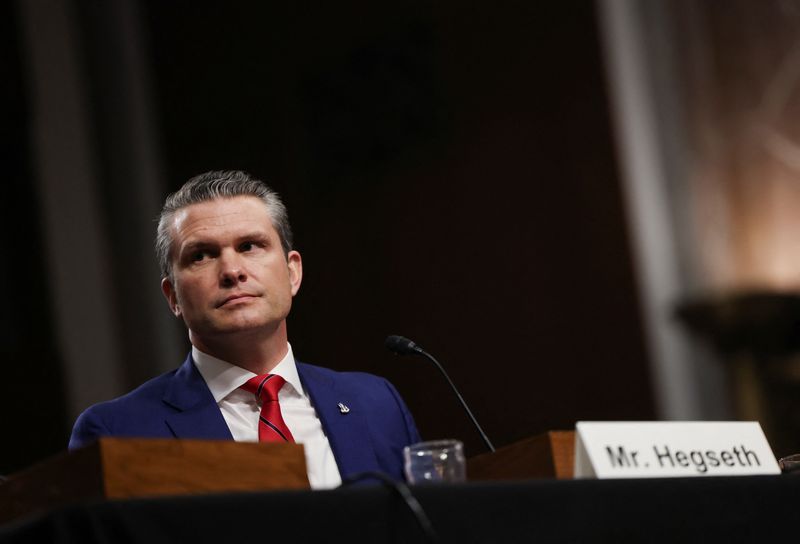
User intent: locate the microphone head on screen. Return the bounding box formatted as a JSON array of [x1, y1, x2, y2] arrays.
[[384, 335, 423, 355]]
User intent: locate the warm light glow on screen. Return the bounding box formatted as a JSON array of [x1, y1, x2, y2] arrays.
[[694, 157, 800, 292]]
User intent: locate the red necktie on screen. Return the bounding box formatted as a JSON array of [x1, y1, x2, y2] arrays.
[[241, 374, 295, 443]]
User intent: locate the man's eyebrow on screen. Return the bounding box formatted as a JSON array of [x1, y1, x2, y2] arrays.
[[179, 240, 216, 254], [236, 232, 271, 243]]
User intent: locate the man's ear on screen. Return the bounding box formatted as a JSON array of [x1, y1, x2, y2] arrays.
[[287, 250, 303, 297], [161, 276, 181, 317]]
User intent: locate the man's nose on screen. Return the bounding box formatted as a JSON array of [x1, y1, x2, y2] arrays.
[[219, 250, 247, 286]]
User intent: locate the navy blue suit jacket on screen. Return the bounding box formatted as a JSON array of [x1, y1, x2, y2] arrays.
[[69, 355, 421, 481]]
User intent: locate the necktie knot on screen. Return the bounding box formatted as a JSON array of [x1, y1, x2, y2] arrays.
[[241, 374, 286, 403], [240, 374, 294, 443]]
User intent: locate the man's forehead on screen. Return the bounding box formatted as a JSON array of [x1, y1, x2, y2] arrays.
[[169, 197, 276, 247], [172, 196, 271, 229]]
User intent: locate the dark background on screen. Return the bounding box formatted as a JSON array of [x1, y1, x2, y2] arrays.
[[1, 1, 654, 474]]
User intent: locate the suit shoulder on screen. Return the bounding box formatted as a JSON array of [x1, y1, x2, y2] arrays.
[[297, 361, 391, 386], [75, 369, 177, 428], [70, 367, 180, 445], [88, 368, 180, 412], [296, 361, 411, 413]]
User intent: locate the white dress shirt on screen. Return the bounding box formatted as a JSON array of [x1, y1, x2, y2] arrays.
[[192, 344, 342, 489]]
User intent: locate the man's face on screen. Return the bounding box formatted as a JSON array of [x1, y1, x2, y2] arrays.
[[160, 196, 302, 343]]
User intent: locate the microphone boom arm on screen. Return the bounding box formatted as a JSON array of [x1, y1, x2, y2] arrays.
[[387, 335, 495, 454], [418, 349, 496, 453]]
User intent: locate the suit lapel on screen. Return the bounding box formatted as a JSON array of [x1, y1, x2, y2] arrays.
[[298, 363, 382, 478], [162, 355, 233, 440], [158, 356, 382, 475]]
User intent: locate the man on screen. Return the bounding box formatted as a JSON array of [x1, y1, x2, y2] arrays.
[[69, 170, 420, 488]]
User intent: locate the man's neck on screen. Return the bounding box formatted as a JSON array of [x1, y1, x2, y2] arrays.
[[189, 325, 289, 375]]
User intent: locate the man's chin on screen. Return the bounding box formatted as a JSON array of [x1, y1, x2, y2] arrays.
[[198, 317, 282, 337], [210, 322, 268, 335]]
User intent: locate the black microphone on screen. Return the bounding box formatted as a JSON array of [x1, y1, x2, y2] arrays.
[[385, 334, 424, 355], [385, 335, 496, 453]]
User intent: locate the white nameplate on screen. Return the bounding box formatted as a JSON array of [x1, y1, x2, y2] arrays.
[[574, 421, 780, 478]]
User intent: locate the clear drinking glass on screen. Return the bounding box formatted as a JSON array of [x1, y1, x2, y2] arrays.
[[403, 439, 466, 484]]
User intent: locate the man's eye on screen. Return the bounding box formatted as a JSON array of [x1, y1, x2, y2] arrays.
[[240, 242, 254, 251], [191, 252, 206, 262]]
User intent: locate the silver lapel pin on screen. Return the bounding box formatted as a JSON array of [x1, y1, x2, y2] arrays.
[[338, 402, 350, 414]]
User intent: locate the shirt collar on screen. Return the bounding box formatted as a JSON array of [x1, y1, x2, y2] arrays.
[[192, 343, 305, 402]]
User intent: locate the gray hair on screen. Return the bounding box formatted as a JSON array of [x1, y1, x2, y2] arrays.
[[156, 170, 293, 279]]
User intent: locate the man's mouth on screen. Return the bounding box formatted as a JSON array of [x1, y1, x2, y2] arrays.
[[217, 293, 257, 308]]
